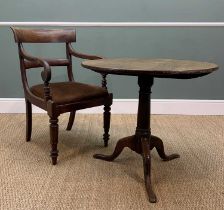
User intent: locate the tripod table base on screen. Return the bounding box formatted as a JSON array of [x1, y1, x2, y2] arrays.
[[93, 134, 180, 202]]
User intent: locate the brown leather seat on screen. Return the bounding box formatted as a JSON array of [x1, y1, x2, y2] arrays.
[[11, 27, 113, 165], [31, 82, 108, 105]]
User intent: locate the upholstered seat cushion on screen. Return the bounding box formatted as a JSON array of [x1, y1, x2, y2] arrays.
[[30, 82, 108, 104]]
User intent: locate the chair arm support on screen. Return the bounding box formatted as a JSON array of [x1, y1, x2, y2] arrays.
[[67, 43, 108, 89], [20, 45, 52, 101], [101, 73, 108, 90], [68, 43, 103, 60]]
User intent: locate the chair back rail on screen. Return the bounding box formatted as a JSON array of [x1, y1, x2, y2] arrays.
[[25, 59, 70, 69], [11, 28, 76, 43], [11, 27, 75, 85]]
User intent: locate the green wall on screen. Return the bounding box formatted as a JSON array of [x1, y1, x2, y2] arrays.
[[0, 0, 223, 99]]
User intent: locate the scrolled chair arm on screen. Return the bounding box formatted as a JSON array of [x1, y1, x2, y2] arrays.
[[19, 44, 52, 101], [68, 43, 103, 60]]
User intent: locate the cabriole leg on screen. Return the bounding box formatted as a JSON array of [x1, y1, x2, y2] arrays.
[[94, 135, 135, 161], [150, 135, 180, 161], [141, 137, 157, 203]]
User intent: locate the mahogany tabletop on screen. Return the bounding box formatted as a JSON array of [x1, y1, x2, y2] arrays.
[[82, 58, 218, 79]]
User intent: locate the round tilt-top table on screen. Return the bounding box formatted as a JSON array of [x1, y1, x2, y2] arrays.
[[82, 58, 218, 203]]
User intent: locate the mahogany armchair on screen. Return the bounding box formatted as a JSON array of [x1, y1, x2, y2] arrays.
[[11, 28, 112, 165]]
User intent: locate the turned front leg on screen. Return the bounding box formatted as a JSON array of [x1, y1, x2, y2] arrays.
[[103, 104, 111, 147], [50, 117, 59, 165]]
